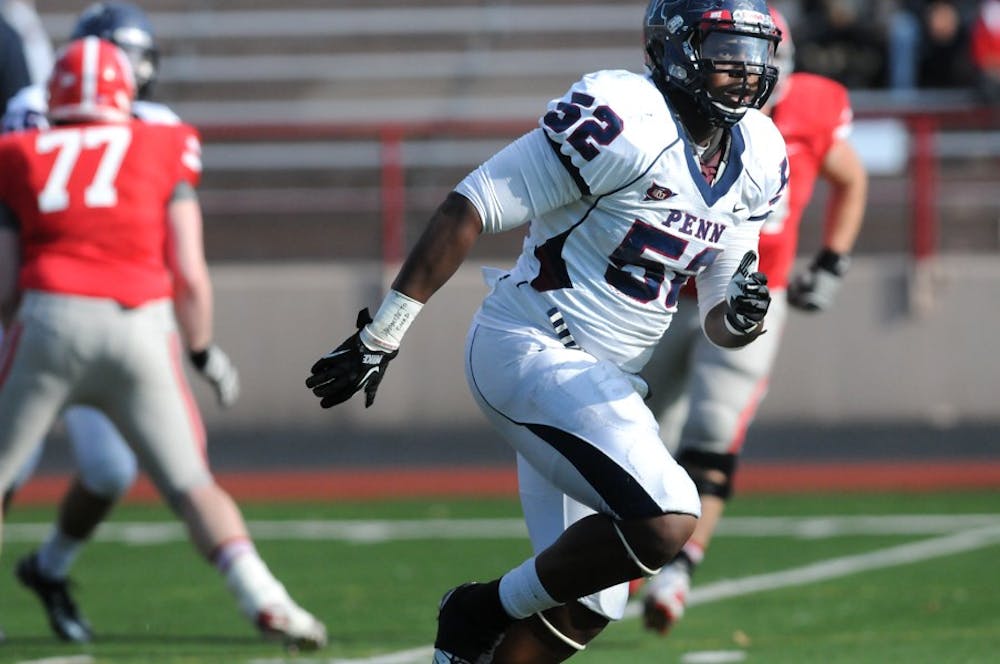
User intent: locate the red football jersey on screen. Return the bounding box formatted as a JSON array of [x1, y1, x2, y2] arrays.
[[761, 72, 853, 289], [0, 119, 202, 307]]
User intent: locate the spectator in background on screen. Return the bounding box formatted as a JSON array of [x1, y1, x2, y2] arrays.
[[797, 0, 887, 88], [970, 0, 1000, 101], [1, 0, 53, 85], [887, 1, 978, 91], [0, 14, 30, 113]]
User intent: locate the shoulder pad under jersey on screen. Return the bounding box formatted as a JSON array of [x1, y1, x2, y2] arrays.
[[2, 84, 48, 133], [133, 100, 182, 125], [539, 70, 675, 197]]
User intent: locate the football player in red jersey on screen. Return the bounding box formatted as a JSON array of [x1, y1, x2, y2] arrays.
[[1, 3, 240, 644], [0, 37, 327, 650], [638, 6, 869, 635]]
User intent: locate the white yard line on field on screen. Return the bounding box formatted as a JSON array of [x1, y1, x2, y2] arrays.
[[5, 514, 1000, 545], [626, 521, 1000, 616], [242, 520, 1000, 664]]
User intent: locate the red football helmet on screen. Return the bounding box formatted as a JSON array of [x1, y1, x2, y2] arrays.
[[47, 36, 136, 124]]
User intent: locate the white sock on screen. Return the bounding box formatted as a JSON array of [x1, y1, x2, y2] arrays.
[[213, 537, 256, 574], [36, 529, 84, 580], [222, 546, 289, 619], [498, 557, 559, 619]]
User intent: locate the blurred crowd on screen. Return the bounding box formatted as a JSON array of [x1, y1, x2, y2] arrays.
[[772, 0, 1000, 100]]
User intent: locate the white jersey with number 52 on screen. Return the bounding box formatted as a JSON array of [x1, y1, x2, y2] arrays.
[[461, 69, 788, 372]]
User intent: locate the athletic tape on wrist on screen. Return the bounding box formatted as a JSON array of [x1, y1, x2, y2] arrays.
[[364, 289, 423, 351]]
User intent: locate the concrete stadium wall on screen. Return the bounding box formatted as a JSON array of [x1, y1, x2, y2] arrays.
[[197, 254, 998, 435]]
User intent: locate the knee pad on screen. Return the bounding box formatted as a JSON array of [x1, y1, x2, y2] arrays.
[[78, 451, 138, 499], [676, 449, 737, 500]]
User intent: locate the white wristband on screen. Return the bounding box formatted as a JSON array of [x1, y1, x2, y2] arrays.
[[360, 289, 423, 351]]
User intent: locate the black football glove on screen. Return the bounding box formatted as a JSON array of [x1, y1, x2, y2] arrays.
[[306, 308, 398, 409], [189, 344, 240, 407], [725, 250, 771, 335], [787, 248, 850, 313]]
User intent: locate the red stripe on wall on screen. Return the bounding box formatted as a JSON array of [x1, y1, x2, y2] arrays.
[[10, 461, 1000, 505]]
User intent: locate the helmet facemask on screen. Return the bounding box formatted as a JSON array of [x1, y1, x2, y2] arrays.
[[696, 29, 779, 125]]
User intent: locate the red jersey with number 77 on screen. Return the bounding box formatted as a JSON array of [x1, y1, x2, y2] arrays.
[[0, 118, 202, 307]]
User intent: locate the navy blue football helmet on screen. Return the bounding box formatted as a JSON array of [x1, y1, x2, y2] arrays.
[[71, 2, 159, 99], [644, 0, 782, 128]]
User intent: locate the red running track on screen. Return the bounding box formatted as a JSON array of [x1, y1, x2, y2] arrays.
[[11, 461, 1000, 505]]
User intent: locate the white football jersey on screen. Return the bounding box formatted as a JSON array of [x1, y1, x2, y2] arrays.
[[464, 70, 788, 373], [2, 83, 182, 133]]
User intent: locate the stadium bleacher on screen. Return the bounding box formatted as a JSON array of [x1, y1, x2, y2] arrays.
[[33, 2, 1000, 261]]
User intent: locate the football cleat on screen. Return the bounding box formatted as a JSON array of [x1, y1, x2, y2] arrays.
[[641, 558, 691, 636], [16, 552, 93, 643], [433, 583, 507, 664], [255, 600, 328, 652]]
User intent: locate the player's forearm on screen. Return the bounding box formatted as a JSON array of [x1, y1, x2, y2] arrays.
[[823, 177, 867, 255], [390, 191, 482, 303], [172, 281, 213, 352], [703, 303, 764, 349], [0, 227, 19, 326]]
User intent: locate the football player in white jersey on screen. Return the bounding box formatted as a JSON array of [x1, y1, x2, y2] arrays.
[[1, 2, 239, 643], [307, 0, 786, 660]]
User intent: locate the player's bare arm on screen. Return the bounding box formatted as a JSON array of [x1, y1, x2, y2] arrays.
[[0, 222, 19, 327], [820, 138, 868, 255], [788, 137, 867, 313], [392, 191, 483, 304], [166, 181, 213, 351]]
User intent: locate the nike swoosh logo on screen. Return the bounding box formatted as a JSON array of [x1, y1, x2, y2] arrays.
[[321, 348, 351, 360], [359, 367, 379, 385], [732, 204, 747, 214]]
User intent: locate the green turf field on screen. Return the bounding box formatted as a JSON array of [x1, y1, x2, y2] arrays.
[[1, 490, 998, 663]]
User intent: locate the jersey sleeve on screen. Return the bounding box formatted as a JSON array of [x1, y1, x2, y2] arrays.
[[455, 129, 583, 234], [175, 123, 202, 188], [743, 115, 789, 223], [538, 71, 658, 197]]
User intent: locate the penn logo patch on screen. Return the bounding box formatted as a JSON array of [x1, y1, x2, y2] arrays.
[[644, 182, 676, 201]]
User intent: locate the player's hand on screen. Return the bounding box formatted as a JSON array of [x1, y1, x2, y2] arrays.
[[189, 344, 240, 407], [725, 250, 770, 335], [306, 308, 398, 409], [788, 249, 850, 312]]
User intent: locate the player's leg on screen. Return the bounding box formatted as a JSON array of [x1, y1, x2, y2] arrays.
[[101, 299, 326, 650], [491, 457, 618, 663], [16, 406, 138, 643], [434, 324, 699, 661], [2, 442, 45, 514], [643, 294, 788, 635], [641, 301, 702, 453], [0, 298, 88, 642]]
